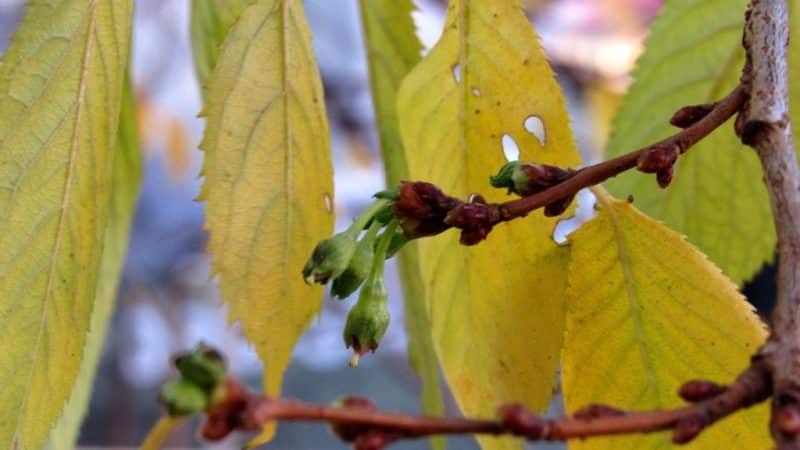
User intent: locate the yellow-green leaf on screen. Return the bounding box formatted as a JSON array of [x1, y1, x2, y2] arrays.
[[45, 74, 142, 450], [563, 190, 769, 449], [790, 1, 800, 140], [604, 0, 773, 284], [397, 1, 580, 448], [0, 1, 133, 448], [199, 0, 333, 427], [358, 1, 445, 444], [190, 0, 253, 86]]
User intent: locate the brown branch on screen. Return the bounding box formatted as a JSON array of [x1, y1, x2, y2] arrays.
[[393, 85, 746, 245], [737, 0, 800, 448], [495, 84, 746, 222], [193, 362, 769, 449]]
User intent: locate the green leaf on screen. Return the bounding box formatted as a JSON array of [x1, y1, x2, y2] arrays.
[[357, 1, 445, 445], [0, 1, 133, 448], [397, 1, 580, 448], [45, 73, 142, 450], [604, 0, 773, 284], [199, 0, 333, 441], [563, 189, 769, 450], [190, 0, 253, 86]]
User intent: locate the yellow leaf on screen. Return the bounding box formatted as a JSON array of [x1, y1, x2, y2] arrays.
[[563, 189, 769, 449], [0, 1, 133, 449], [190, 0, 253, 86], [45, 73, 142, 450], [358, 1, 446, 444], [604, 0, 773, 285], [397, 1, 580, 448], [199, 0, 333, 440]]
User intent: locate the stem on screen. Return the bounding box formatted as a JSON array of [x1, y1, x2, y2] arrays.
[[496, 85, 746, 221], [739, 0, 800, 447], [139, 416, 182, 450]]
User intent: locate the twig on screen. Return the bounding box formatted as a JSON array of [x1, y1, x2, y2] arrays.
[[737, 0, 800, 448], [392, 85, 747, 245], [495, 85, 746, 221], [191, 363, 770, 449]]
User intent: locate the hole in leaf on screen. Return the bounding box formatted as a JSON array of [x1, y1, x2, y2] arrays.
[[501, 134, 520, 162], [472, 87, 481, 96], [524, 115, 546, 146], [323, 193, 333, 213], [552, 189, 597, 244], [452, 63, 462, 83]]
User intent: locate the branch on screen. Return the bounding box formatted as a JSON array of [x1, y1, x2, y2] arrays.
[[189, 363, 769, 449], [737, 0, 800, 447], [392, 86, 746, 245]]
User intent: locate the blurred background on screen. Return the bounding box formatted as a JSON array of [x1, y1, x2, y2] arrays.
[[0, 0, 774, 448]]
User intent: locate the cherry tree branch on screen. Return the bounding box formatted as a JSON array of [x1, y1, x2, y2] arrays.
[[192, 363, 769, 449], [736, 0, 800, 448], [392, 85, 746, 245]]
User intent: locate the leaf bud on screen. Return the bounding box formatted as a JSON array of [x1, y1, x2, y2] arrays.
[[160, 379, 209, 416], [543, 193, 576, 217], [670, 103, 714, 128], [636, 145, 678, 174], [329, 396, 377, 442], [173, 344, 227, 392], [490, 161, 574, 196], [302, 232, 358, 284]]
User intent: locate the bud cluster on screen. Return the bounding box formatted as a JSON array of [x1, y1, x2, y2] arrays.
[[303, 197, 406, 361], [490, 161, 577, 216], [159, 344, 228, 417]]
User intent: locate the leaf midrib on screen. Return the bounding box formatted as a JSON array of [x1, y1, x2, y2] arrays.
[[12, 2, 99, 446]]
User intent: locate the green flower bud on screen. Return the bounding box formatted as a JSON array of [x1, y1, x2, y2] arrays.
[[331, 224, 380, 299], [302, 232, 358, 284], [160, 379, 209, 416], [174, 344, 226, 391], [343, 278, 390, 355]]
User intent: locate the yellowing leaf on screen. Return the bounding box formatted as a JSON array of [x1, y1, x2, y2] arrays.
[[0, 1, 133, 448], [604, 0, 773, 284], [45, 74, 142, 450], [397, 1, 580, 448], [358, 0, 445, 442], [190, 0, 253, 86], [563, 190, 769, 449], [200, 0, 333, 422]]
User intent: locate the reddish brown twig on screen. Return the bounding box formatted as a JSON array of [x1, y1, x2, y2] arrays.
[[393, 85, 746, 245], [191, 361, 769, 449]]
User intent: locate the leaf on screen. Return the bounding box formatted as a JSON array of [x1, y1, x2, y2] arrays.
[[357, 0, 445, 445], [791, 1, 800, 138], [604, 0, 773, 285], [45, 74, 142, 450], [396, 1, 580, 448], [190, 0, 253, 86], [0, 1, 133, 449], [562, 189, 769, 450], [199, 0, 333, 438]]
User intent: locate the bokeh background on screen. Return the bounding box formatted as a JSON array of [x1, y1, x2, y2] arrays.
[[0, 0, 775, 448]]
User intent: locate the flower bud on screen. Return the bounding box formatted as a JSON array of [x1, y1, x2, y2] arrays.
[[490, 161, 574, 196], [174, 344, 227, 391], [303, 232, 358, 284], [343, 275, 390, 355], [331, 225, 379, 299], [160, 379, 209, 416]]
